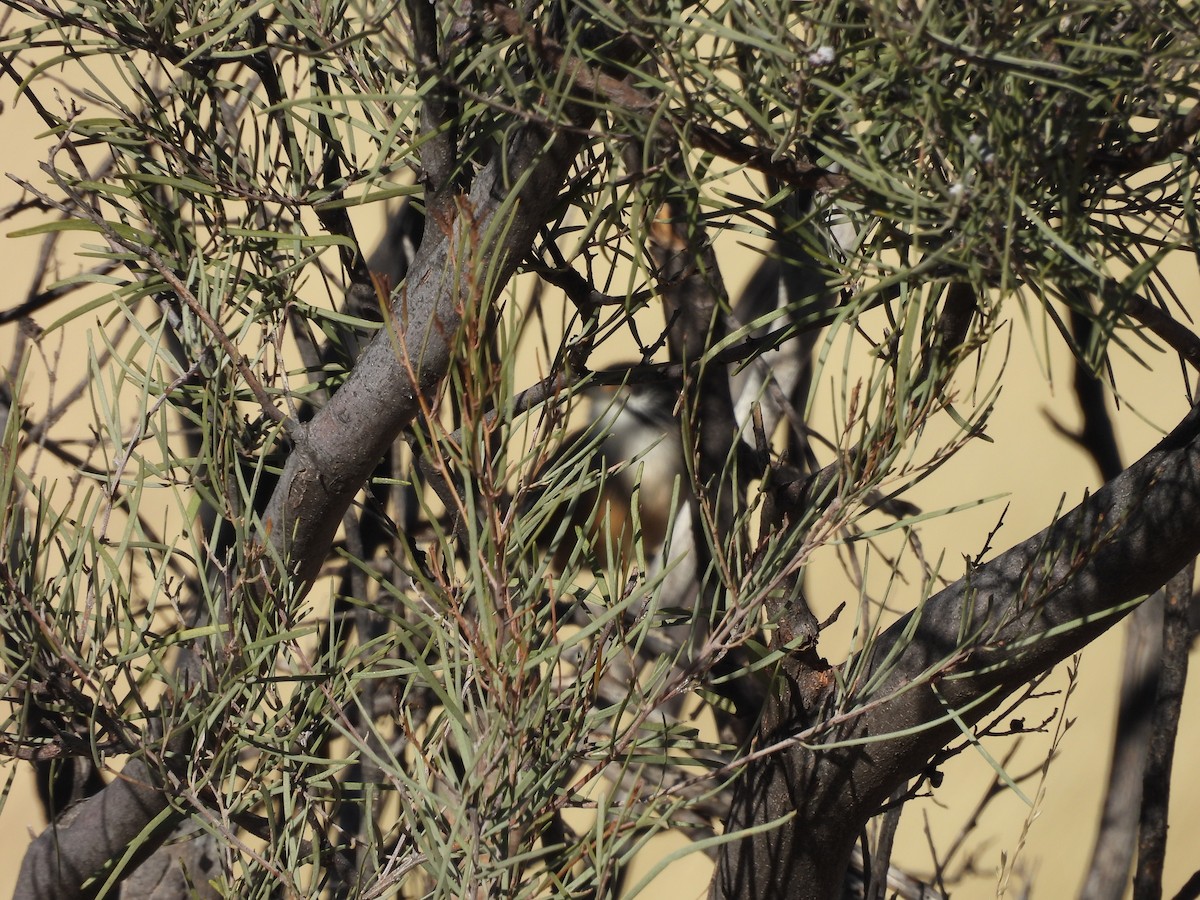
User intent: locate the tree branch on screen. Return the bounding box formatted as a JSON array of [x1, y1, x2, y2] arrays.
[[14, 10, 640, 895], [407, 0, 461, 224], [1122, 292, 1200, 373], [483, 1, 848, 194], [1090, 104, 1200, 176], [1069, 300, 1159, 900], [714, 393, 1200, 899], [1133, 563, 1196, 900]]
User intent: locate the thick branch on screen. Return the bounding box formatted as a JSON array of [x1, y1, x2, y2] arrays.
[[261, 116, 588, 588], [714, 395, 1200, 899], [1090, 105, 1200, 176], [15, 38, 614, 900], [1071, 300, 1156, 900], [14, 757, 183, 900], [1123, 293, 1200, 373]]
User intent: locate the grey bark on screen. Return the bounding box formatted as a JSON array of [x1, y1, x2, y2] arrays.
[[712, 396, 1200, 900], [1080, 594, 1164, 900], [1074, 297, 1159, 900], [15, 759, 183, 900], [14, 39, 615, 900], [1133, 564, 1196, 900]]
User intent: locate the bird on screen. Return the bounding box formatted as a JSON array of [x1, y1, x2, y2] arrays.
[[527, 249, 814, 572], [528, 378, 686, 570], [584, 378, 685, 551]]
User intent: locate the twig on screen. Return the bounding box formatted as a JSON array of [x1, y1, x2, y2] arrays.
[[1173, 869, 1200, 900], [867, 783, 907, 900], [0, 257, 123, 327], [483, 1, 848, 194]]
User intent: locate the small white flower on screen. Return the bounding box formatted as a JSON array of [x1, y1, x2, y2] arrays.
[[808, 45, 836, 67], [948, 182, 966, 200]]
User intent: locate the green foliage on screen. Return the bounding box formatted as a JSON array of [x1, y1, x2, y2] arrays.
[[1, 0, 1198, 897]]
